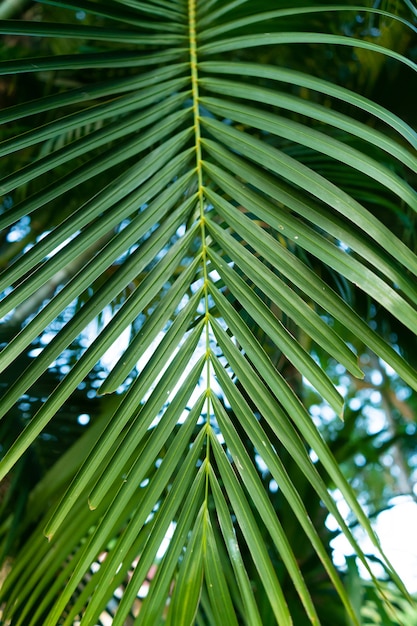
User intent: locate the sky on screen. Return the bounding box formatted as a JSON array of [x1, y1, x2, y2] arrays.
[[332, 495, 417, 594]]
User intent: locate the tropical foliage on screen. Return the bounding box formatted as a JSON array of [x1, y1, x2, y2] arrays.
[[0, 0, 417, 624]]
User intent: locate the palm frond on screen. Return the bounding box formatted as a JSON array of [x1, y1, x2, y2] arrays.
[[1, 1, 417, 624]]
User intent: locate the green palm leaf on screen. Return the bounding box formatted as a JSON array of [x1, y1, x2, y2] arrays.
[[1, 1, 416, 624]]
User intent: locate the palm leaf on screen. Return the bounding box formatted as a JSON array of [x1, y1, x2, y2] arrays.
[[1, 1, 416, 624]]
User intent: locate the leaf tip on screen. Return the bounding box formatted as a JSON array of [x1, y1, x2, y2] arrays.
[[96, 380, 115, 396]]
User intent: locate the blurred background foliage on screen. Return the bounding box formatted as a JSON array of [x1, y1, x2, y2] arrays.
[[0, 0, 417, 624]]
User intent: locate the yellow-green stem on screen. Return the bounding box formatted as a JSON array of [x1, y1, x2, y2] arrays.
[[189, 0, 212, 500]]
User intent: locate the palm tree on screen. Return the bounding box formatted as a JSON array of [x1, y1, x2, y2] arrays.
[[0, 0, 417, 624]]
